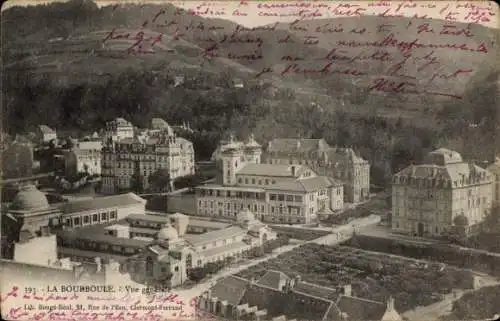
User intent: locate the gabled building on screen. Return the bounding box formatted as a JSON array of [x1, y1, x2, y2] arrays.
[[64, 140, 103, 176], [264, 138, 370, 203], [101, 118, 195, 194], [108, 210, 277, 287], [392, 148, 493, 237], [197, 135, 343, 224], [198, 270, 401, 321]]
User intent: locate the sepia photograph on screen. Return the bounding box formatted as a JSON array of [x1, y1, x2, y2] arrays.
[[1, 0, 499, 320]]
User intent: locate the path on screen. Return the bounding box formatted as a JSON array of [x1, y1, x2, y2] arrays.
[[403, 275, 499, 321]]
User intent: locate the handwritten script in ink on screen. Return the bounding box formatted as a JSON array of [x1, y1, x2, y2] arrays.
[[99, 0, 497, 100], [0, 286, 213, 321]]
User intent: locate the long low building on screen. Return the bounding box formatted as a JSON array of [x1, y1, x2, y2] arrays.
[[1, 184, 147, 260], [55, 210, 277, 288]]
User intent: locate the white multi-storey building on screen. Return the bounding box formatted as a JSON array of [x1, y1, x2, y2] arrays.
[[196, 135, 343, 224], [64, 140, 102, 176], [103, 117, 134, 143], [392, 148, 493, 237], [100, 118, 195, 194]]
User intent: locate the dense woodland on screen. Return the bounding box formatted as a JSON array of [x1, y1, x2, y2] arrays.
[[2, 0, 499, 187]]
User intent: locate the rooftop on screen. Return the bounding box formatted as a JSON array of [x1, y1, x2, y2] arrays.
[[200, 241, 249, 258], [237, 164, 307, 177], [62, 193, 146, 214], [126, 213, 170, 224], [266, 176, 341, 192], [205, 271, 395, 321], [57, 229, 148, 248], [39, 125, 56, 134], [267, 138, 330, 152], [184, 226, 246, 247], [256, 270, 290, 290]]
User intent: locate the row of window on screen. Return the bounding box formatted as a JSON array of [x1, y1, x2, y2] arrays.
[[237, 177, 277, 185], [269, 194, 304, 202], [60, 239, 140, 255], [197, 189, 266, 200], [65, 210, 118, 227]]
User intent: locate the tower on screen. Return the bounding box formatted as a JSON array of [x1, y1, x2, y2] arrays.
[[245, 133, 262, 164], [221, 135, 245, 186]]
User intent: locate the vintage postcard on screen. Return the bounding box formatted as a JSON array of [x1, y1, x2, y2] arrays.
[[1, 0, 499, 320]]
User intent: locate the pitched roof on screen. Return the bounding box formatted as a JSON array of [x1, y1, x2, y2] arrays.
[[200, 241, 249, 258], [394, 162, 491, 188], [209, 275, 250, 306], [237, 164, 307, 177], [62, 193, 146, 214], [256, 270, 290, 290], [125, 214, 170, 224], [57, 229, 148, 248], [267, 139, 331, 152], [184, 226, 246, 246], [39, 125, 56, 134], [266, 176, 339, 192], [335, 295, 386, 321], [293, 281, 339, 301]]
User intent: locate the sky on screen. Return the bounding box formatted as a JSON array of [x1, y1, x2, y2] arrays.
[[1, 0, 498, 28]]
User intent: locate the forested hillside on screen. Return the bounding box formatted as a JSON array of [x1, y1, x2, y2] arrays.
[[2, 0, 499, 186]]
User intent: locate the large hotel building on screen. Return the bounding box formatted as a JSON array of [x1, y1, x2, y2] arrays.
[[391, 148, 493, 237], [101, 118, 195, 194], [263, 138, 370, 203], [196, 135, 343, 224]]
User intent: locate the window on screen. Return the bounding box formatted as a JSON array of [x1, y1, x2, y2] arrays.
[[238, 178, 242, 183], [270, 194, 276, 201], [259, 180, 262, 185], [265, 179, 269, 185], [278, 194, 284, 201], [295, 195, 303, 202], [93, 214, 98, 222], [83, 216, 90, 224], [110, 211, 117, 219], [245, 178, 249, 184], [74, 217, 80, 225], [101, 213, 107, 220], [252, 179, 256, 184], [286, 195, 294, 202]]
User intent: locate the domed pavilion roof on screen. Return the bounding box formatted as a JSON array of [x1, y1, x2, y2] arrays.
[[10, 184, 50, 211]]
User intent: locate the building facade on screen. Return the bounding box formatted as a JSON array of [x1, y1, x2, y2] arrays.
[[487, 156, 500, 206], [64, 140, 102, 176], [392, 148, 493, 237], [197, 136, 343, 224], [57, 210, 276, 287], [101, 118, 195, 194], [263, 138, 370, 203]]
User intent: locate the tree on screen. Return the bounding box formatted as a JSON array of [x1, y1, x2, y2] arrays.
[[130, 173, 144, 193], [148, 169, 171, 192]]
